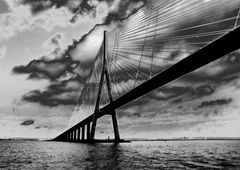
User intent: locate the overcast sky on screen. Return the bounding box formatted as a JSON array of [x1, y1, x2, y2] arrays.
[[0, 0, 240, 139]]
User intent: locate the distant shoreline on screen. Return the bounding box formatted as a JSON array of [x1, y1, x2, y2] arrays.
[[0, 137, 240, 142], [0, 138, 39, 141], [129, 137, 240, 142]]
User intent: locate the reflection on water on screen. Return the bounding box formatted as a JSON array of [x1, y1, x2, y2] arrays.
[[0, 140, 239, 169]]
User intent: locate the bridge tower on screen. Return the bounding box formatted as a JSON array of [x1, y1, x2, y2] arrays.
[[90, 31, 120, 141]]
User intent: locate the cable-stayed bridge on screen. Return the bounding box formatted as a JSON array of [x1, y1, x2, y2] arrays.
[[53, 0, 240, 142]]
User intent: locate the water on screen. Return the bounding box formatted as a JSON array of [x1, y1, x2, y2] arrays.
[[0, 140, 239, 170]]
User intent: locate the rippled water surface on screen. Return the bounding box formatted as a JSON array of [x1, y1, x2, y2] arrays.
[[0, 140, 239, 169]]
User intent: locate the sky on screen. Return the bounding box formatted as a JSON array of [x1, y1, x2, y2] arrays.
[[0, 0, 240, 139]]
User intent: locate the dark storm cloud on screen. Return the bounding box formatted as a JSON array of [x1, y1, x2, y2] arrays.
[[15, 0, 239, 111], [151, 85, 215, 102], [152, 86, 190, 100], [183, 51, 240, 84], [22, 76, 84, 107], [21, 0, 146, 24], [12, 0, 148, 107], [197, 98, 232, 109], [20, 120, 34, 126], [12, 57, 79, 81], [172, 8, 239, 44], [115, 84, 217, 122], [159, 4, 240, 86], [65, 23, 103, 57], [103, 0, 146, 25], [105, 2, 240, 94], [12, 0, 147, 81], [117, 110, 142, 119], [192, 85, 215, 97], [120, 96, 150, 109], [172, 98, 182, 104], [127, 1, 240, 86], [48, 75, 84, 91], [21, 0, 95, 15], [199, 110, 219, 118], [35, 125, 52, 129], [0, 0, 9, 14], [12, 25, 99, 81], [121, 84, 215, 111], [22, 90, 76, 107]]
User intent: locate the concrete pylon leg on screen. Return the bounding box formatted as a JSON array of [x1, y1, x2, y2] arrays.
[[90, 117, 97, 140], [111, 110, 120, 140]]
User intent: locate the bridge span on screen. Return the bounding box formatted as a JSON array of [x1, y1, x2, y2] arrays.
[[53, 0, 240, 142]]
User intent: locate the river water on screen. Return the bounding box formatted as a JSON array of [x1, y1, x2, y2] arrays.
[[0, 140, 239, 169]]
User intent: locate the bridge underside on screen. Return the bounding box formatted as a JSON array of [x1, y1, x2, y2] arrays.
[[53, 26, 240, 143]]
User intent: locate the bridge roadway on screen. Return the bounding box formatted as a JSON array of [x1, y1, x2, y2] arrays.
[[53, 26, 240, 142]]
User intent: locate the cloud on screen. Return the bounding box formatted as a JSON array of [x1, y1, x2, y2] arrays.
[[197, 98, 233, 109], [103, 0, 146, 25], [116, 84, 218, 122], [10, 0, 147, 106], [11, 24, 110, 82], [20, 119, 34, 126], [11, 0, 240, 136], [21, 0, 95, 15], [182, 51, 240, 84], [22, 89, 78, 107], [0, 0, 9, 14], [0, 0, 77, 42], [12, 57, 79, 81], [0, 46, 7, 59], [192, 85, 215, 97], [11, 25, 106, 107], [0, 0, 147, 42], [42, 33, 65, 49], [117, 110, 142, 119], [66, 23, 107, 62], [21, 76, 84, 107], [152, 86, 190, 101], [20, 0, 146, 24], [122, 84, 215, 109], [35, 125, 52, 129], [0, 1, 86, 42]]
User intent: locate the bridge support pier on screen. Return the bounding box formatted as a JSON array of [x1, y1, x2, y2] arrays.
[[66, 134, 69, 142], [78, 127, 81, 141], [74, 129, 77, 142], [82, 125, 85, 141], [87, 123, 91, 140]]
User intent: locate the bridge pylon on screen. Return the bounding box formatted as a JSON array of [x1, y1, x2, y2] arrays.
[[90, 31, 120, 141]]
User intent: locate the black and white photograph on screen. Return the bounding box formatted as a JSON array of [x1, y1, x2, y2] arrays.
[[0, 0, 240, 169]]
